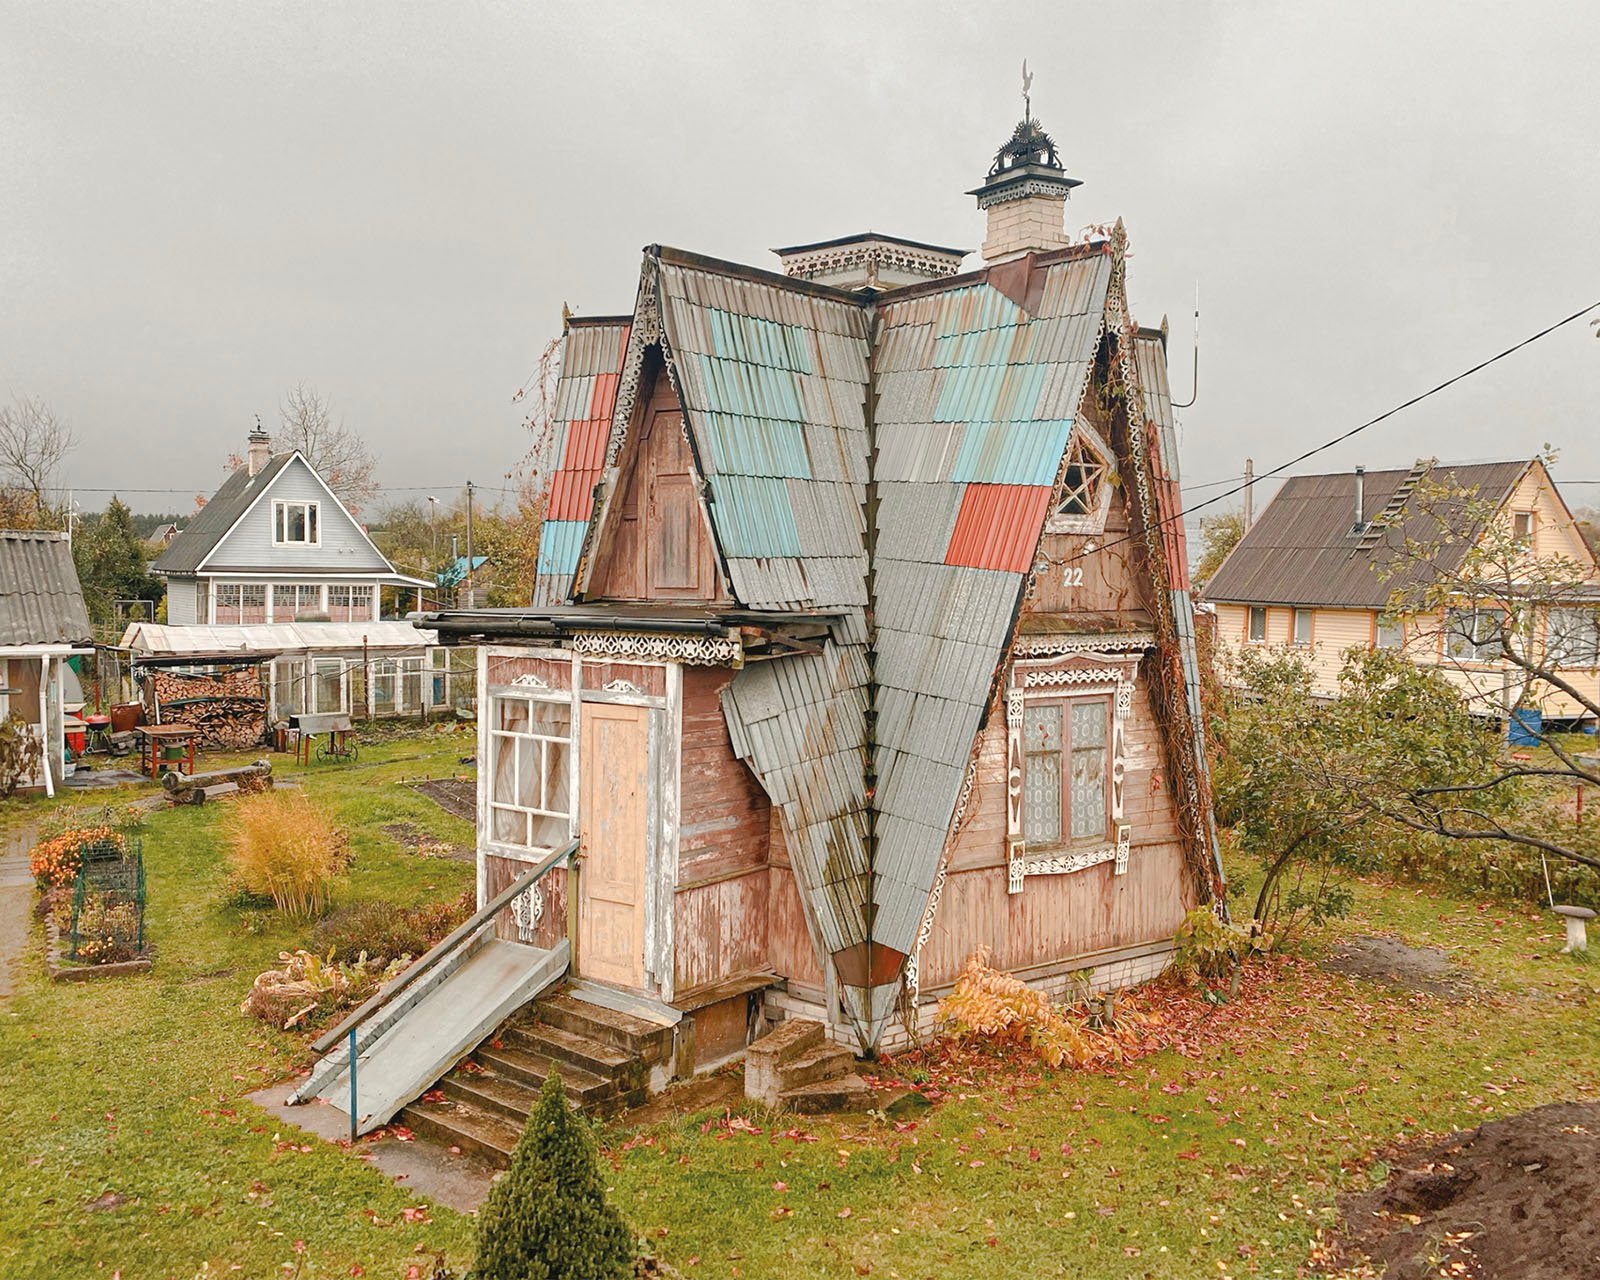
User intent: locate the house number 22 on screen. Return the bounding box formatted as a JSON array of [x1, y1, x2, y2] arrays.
[[1062, 566, 1085, 588]]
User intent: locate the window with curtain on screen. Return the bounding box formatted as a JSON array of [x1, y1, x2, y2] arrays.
[[488, 693, 574, 854], [273, 500, 320, 545], [1022, 697, 1110, 848], [1248, 607, 1267, 642], [1548, 607, 1600, 668]]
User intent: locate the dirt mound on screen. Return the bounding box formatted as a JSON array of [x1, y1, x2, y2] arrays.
[[1330, 1101, 1600, 1278], [1322, 934, 1468, 997], [410, 778, 476, 823]]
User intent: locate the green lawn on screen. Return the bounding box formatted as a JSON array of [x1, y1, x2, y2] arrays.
[[3, 729, 1598, 1278]]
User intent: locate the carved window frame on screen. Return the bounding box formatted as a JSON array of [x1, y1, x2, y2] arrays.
[[1044, 423, 1116, 537], [1005, 656, 1136, 894]]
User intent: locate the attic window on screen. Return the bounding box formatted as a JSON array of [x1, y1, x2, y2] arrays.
[[1513, 511, 1534, 541], [274, 500, 320, 546], [1045, 433, 1113, 535]]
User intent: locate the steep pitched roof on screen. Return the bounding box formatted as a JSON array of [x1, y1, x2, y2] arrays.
[[1202, 460, 1532, 609], [519, 235, 1216, 1046], [0, 530, 92, 647], [153, 454, 295, 574]]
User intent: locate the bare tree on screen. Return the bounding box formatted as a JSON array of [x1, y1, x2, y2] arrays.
[[277, 384, 378, 511], [0, 395, 76, 520]]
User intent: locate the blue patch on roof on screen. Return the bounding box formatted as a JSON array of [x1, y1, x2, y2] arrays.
[[933, 360, 1047, 424], [699, 411, 811, 479], [697, 354, 805, 422], [706, 476, 803, 558], [950, 419, 1074, 487], [536, 520, 587, 576], [707, 308, 813, 373]]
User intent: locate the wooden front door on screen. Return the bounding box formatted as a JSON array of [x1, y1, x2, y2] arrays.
[[578, 702, 651, 990]]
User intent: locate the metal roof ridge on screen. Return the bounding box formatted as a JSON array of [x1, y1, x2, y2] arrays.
[[772, 230, 972, 257], [870, 240, 1110, 305], [648, 244, 873, 304]]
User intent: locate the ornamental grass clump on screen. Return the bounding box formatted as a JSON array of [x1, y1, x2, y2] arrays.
[[225, 792, 349, 923], [474, 1073, 632, 1280], [938, 946, 1153, 1069]]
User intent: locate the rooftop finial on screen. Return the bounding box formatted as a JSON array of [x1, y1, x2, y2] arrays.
[[1022, 58, 1033, 122]]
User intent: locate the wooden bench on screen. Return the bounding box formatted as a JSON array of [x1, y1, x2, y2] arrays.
[[163, 759, 274, 805]]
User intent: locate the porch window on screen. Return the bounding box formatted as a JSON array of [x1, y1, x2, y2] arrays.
[[1021, 697, 1110, 848], [1292, 608, 1313, 647], [215, 582, 266, 624], [1247, 606, 1267, 643], [1548, 607, 1600, 668], [1445, 607, 1506, 663], [274, 500, 320, 546], [327, 584, 374, 621], [273, 583, 322, 619], [488, 693, 574, 854]]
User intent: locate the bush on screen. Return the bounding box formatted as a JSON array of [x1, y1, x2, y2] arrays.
[[937, 946, 1151, 1069], [1173, 905, 1265, 987], [474, 1073, 632, 1280], [240, 948, 400, 1031], [30, 826, 127, 890], [0, 716, 43, 798], [307, 889, 474, 966], [225, 792, 349, 922]]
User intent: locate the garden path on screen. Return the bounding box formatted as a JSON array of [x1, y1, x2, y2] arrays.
[[0, 823, 36, 999]]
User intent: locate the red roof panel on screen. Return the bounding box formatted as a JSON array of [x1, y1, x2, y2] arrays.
[[944, 483, 1052, 574], [547, 468, 600, 521], [561, 418, 610, 471]]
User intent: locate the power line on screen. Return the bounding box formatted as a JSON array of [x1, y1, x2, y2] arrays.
[[1063, 297, 1600, 566]]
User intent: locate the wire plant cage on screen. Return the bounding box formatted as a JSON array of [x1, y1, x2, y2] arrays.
[[68, 837, 146, 964]]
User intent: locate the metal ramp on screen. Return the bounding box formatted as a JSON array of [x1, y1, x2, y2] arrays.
[[290, 842, 574, 1136]]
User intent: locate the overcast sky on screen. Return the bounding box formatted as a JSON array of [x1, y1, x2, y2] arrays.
[[3, 0, 1598, 521]]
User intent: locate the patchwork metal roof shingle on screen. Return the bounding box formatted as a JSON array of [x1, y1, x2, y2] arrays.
[[524, 237, 1218, 1047], [0, 530, 92, 647]]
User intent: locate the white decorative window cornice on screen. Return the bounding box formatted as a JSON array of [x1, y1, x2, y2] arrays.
[[570, 630, 740, 667], [1014, 633, 1154, 658]]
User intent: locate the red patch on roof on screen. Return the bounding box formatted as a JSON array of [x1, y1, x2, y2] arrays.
[[944, 484, 1053, 574], [588, 372, 620, 418], [547, 469, 600, 521], [562, 418, 609, 471]]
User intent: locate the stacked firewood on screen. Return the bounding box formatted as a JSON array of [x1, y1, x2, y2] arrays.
[[146, 668, 267, 750]]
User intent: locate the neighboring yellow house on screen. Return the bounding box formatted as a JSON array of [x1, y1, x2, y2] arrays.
[[1202, 459, 1600, 725]]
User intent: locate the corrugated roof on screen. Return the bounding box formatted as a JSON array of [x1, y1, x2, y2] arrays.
[[1201, 460, 1531, 608], [0, 530, 92, 647], [154, 454, 294, 574], [120, 620, 438, 655]]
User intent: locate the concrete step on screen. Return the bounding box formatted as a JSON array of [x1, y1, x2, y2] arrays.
[[776, 1043, 856, 1093], [439, 1070, 541, 1125], [503, 1019, 639, 1081], [780, 1072, 874, 1114], [401, 1096, 520, 1167], [474, 1046, 615, 1105], [533, 991, 671, 1063]]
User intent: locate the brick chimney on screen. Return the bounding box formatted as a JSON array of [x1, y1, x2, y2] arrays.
[[969, 114, 1081, 264], [246, 424, 272, 476]]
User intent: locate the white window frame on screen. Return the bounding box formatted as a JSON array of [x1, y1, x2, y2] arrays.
[[1547, 607, 1600, 669], [1247, 606, 1267, 643], [272, 583, 323, 620], [327, 583, 375, 621], [1512, 511, 1534, 541], [1044, 424, 1116, 536], [273, 499, 321, 547], [1445, 607, 1506, 664], [214, 581, 266, 624], [1376, 613, 1404, 650], [486, 688, 576, 858], [1292, 608, 1313, 648]]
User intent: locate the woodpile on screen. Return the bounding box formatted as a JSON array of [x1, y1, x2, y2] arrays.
[[145, 667, 267, 750]]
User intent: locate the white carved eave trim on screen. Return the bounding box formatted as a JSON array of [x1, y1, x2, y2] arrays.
[[1014, 633, 1154, 658], [510, 672, 551, 690], [570, 630, 741, 667]]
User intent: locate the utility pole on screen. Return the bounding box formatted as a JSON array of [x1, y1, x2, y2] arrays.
[[1242, 457, 1255, 530], [464, 481, 476, 607]]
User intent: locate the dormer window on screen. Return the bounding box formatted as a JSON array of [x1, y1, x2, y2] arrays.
[[274, 500, 320, 546], [1045, 430, 1113, 535]]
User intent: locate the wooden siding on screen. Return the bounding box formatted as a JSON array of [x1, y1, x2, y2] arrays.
[[203, 456, 389, 573], [580, 661, 666, 698], [1026, 489, 1149, 618], [590, 368, 722, 602], [921, 672, 1192, 988], [672, 666, 774, 992], [483, 853, 569, 950], [485, 652, 571, 691], [767, 813, 827, 991]]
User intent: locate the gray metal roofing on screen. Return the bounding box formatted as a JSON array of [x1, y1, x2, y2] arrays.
[[153, 454, 294, 574], [1201, 460, 1531, 609], [0, 530, 92, 646]]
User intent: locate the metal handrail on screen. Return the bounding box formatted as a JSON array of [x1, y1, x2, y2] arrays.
[[310, 837, 577, 1055]]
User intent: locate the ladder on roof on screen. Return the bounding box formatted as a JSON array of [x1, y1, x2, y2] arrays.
[[1357, 458, 1433, 549]]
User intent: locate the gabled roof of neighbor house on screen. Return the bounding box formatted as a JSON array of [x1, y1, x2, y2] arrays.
[[154, 452, 410, 579], [500, 230, 1214, 1047], [1202, 460, 1536, 610], [0, 529, 93, 648]]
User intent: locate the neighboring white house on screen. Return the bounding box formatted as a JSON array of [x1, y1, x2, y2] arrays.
[[154, 427, 430, 625], [137, 429, 462, 721]]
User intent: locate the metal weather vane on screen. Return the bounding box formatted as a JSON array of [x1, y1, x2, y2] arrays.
[[1022, 58, 1033, 122]]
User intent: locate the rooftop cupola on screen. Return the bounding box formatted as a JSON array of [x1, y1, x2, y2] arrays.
[[969, 63, 1082, 264], [773, 232, 968, 291]]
